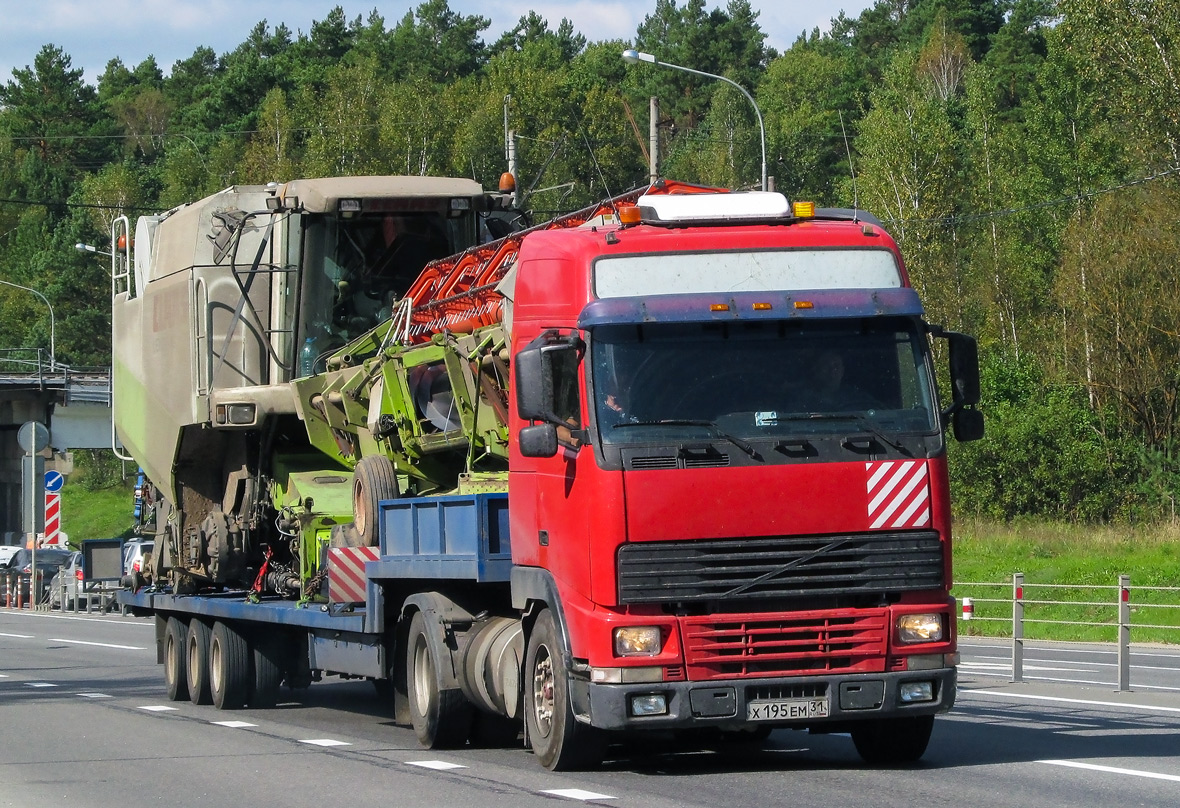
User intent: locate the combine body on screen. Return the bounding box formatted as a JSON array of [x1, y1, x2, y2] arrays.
[[116, 177, 982, 770]]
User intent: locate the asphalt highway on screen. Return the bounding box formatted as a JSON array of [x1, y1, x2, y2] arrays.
[[2, 610, 1177, 808]]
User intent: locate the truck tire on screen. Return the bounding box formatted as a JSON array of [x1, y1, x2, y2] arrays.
[[210, 621, 250, 709], [850, 715, 934, 764], [406, 610, 472, 748], [249, 634, 284, 708], [524, 609, 606, 771], [186, 619, 213, 705], [164, 617, 189, 702], [353, 455, 397, 546]]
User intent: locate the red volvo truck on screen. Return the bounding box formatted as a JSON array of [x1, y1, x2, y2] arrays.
[[116, 178, 982, 771]]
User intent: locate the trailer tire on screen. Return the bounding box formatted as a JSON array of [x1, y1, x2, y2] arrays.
[[353, 455, 397, 547], [851, 715, 934, 764], [249, 634, 284, 708], [164, 617, 189, 702], [524, 609, 605, 771], [407, 611, 472, 748], [186, 619, 213, 705], [210, 621, 250, 709]]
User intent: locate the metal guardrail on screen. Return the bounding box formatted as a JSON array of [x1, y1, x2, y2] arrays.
[[958, 573, 1180, 691], [0, 350, 111, 405]]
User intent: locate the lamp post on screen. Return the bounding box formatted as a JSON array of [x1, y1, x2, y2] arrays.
[[0, 280, 56, 370], [622, 49, 767, 192]]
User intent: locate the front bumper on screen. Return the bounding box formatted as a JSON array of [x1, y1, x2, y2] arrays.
[[570, 667, 956, 731]]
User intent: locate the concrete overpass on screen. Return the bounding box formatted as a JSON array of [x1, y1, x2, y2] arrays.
[[0, 349, 113, 544]]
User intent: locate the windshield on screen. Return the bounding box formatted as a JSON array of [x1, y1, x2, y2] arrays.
[[297, 208, 477, 373], [590, 318, 937, 444]]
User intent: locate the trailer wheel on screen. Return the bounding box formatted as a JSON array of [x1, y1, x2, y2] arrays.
[[524, 609, 605, 771], [210, 621, 250, 709], [249, 633, 285, 708], [353, 455, 397, 546], [851, 715, 934, 764], [164, 617, 189, 701], [407, 611, 472, 748], [186, 619, 213, 705]]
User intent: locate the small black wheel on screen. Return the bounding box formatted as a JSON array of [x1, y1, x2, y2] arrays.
[[406, 611, 473, 748], [164, 617, 189, 702], [186, 619, 213, 705], [524, 609, 605, 771], [210, 621, 251, 709], [352, 455, 398, 546], [851, 715, 934, 764], [249, 633, 285, 708]]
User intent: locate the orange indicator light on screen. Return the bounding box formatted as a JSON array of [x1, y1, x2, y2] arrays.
[[794, 301, 814, 310], [752, 302, 772, 310], [710, 303, 730, 312]]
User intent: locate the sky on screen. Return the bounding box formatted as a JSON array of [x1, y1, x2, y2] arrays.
[[0, 0, 877, 86]]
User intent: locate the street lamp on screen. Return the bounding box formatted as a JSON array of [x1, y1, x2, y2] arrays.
[[75, 242, 113, 257], [0, 280, 56, 369], [622, 49, 767, 192]]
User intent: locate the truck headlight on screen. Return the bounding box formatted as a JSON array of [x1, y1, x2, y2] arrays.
[[613, 626, 661, 656], [897, 613, 943, 644]]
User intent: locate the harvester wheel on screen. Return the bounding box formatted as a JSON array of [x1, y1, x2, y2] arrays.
[[352, 455, 398, 546]]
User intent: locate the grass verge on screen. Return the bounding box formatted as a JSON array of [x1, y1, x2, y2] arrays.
[[954, 518, 1180, 644]]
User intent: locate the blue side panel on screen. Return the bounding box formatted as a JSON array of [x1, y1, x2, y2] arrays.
[[372, 492, 513, 583]]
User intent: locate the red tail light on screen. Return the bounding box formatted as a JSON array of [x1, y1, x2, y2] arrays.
[[132, 560, 141, 572], [75, 569, 84, 581]]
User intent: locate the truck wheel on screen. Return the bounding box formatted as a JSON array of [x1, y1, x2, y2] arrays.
[[851, 715, 934, 764], [186, 619, 213, 705], [407, 611, 472, 748], [210, 621, 251, 709], [353, 455, 397, 546], [164, 617, 189, 702], [249, 634, 284, 708], [524, 609, 606, 771]]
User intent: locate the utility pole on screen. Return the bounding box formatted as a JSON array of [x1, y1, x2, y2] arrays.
[[649, 96, 660, 184]]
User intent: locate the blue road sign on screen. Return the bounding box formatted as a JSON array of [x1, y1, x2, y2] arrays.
[[44, 470, 64, 492]]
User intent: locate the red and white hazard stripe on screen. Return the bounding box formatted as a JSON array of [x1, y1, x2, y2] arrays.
[[866, 461, 929, 529], [44, 492, 61, 546], [327, 546, 380, 604]]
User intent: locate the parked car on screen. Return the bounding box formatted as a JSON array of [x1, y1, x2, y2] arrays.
[[48, 551, 117, 611], [0, 545, 19, 567], [1, 548, 73, 605], [122, 539, 154, 589]]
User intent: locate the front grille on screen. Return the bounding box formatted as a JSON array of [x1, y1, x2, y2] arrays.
[[617, 530, 943, 605], [683, 610, 888, 679]]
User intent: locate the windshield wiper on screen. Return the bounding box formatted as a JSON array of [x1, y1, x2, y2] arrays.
[[802, 412, 910, 455], [613, 419, 761, 460]]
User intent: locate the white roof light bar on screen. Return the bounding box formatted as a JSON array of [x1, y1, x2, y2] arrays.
[[636, 191, 791, 223]]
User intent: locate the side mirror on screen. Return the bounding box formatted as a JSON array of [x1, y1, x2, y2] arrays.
[[515, 345, 552, 422], [519, 424, 559, 458], [948, 333, 980, 406], [952, 407, 984, 442]]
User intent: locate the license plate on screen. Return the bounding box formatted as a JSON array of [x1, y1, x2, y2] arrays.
[[747, 697, 829, 721]]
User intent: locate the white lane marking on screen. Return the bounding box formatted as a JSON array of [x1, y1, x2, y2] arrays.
[[967, 689, 1180, 714], [49, 638, 146, 651], [300, 739, 351, 747], [139, 705, 179, 712], [0, 632, 35, 639], [960, 662, 1093, 673], [976, 674, 1180, 692], [25, 682, 57, 688], [77, 693, 112, 698], [406, 760, 467, 770], [0, 673, 8, 677], [1040, 759, 1180, 783], [968, 653, 1180, 673], [541, 789, 616, 801], [212, 720, 257, 728]]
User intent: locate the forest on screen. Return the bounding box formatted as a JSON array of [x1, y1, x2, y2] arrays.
[[1, 0, 1178, 523]]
